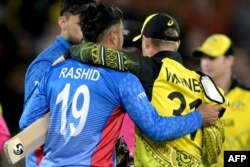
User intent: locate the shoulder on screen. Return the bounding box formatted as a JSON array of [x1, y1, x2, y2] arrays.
[[237, 82, 250, 91], [231, 79, 250, 92], [105, 68, 138, 80], [35, 36, 70, 64], [102, 69, 140, 88], [25, 55, 52, 77], [26, 43, 69, 74], [137, 55, 152, 66], [29, 44, 58, 66]]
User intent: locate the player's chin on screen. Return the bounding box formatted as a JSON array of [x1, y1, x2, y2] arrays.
[[202, 69, 213, 76]]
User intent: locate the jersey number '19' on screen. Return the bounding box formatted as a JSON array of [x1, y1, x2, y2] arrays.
[[56, 83, 90, 137]]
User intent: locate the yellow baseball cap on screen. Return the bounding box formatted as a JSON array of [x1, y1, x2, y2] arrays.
[[193, 34, 234, 58]]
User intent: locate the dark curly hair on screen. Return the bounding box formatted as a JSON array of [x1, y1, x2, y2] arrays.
[[80, 3, 123, 42], [60, 0, 96, 16]]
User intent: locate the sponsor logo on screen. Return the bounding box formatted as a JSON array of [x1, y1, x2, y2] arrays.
[[13, 143, 24, 155]]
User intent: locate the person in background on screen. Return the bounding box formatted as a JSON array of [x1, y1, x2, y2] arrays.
[[193, 34, 250, 167], [19, 3, 221, 166], [59, 13, 227, 166], [0, 103, 10, 153], [122, 20, 142, 54], [23, 0, 96, 166]]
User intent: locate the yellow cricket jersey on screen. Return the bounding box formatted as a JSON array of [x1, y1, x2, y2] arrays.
[[134, 51, 227, 167], [211, 80, 250, 167]]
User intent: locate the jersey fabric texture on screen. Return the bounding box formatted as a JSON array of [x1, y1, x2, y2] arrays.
[[20, 59, 203, 167], [211, 79, 250, 167], [68, 42, 228, 166], [25, 35, 71, 103], [24, 35, 71, 166]]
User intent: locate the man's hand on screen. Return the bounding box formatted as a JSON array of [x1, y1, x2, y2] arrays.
[[197, 103, 222, 126]]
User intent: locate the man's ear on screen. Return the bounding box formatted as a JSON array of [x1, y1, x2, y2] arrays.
[[58, 16, 67, 31], [228, 55, 234, 67], [143, 36, 150, 49], [109, 30, 118, 47], [177, 40, 181, 46], [176, 40, 181, 50]]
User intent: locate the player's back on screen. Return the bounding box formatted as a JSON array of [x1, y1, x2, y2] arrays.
[[136, 55, 226, 167], [40, 59, 129, 166], [150, 58, 206, 159]]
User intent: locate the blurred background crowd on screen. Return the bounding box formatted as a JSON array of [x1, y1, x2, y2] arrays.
[[1, 0, 250, 141]]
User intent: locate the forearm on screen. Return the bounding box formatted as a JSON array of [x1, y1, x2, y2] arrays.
[[68, 42, 140, 75], [20, 88, 48, 129], [120, 75, 202, 141], [130, 107, 202, 141], [19, 106, 48, 130]]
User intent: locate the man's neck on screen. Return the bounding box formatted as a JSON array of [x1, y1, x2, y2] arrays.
[[149, 47, 175, 57], [214, 72, 232, 94]]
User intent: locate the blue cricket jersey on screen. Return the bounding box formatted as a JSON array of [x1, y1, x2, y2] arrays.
[[24, 35, 71, 166], [20, 59, 202, 167], [25, 35, 71, 103]]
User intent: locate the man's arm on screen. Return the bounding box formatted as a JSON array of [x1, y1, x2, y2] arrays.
[[25, 61, 52, 104], [4, 113, 49, 164], [20, 72, 49, 130], [118, 74, 220, 141], [66, 42, 140, 75]]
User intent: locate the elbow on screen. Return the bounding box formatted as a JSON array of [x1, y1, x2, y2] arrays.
[[151, 136, 167, 142], [19, 122, 24, 130], [19, 119, 27, 130]]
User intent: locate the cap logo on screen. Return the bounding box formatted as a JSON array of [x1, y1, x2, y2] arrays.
[[167, 20, 174, 26]]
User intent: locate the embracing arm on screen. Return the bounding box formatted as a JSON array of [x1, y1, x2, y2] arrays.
[[119, 74, 203, 141], [66, 42, 141, 76]]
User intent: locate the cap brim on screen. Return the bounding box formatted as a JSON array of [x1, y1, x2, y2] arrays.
[[132, 34, 142, 42], [193, 47, 218, 58], [193, 48, 206, 57]]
